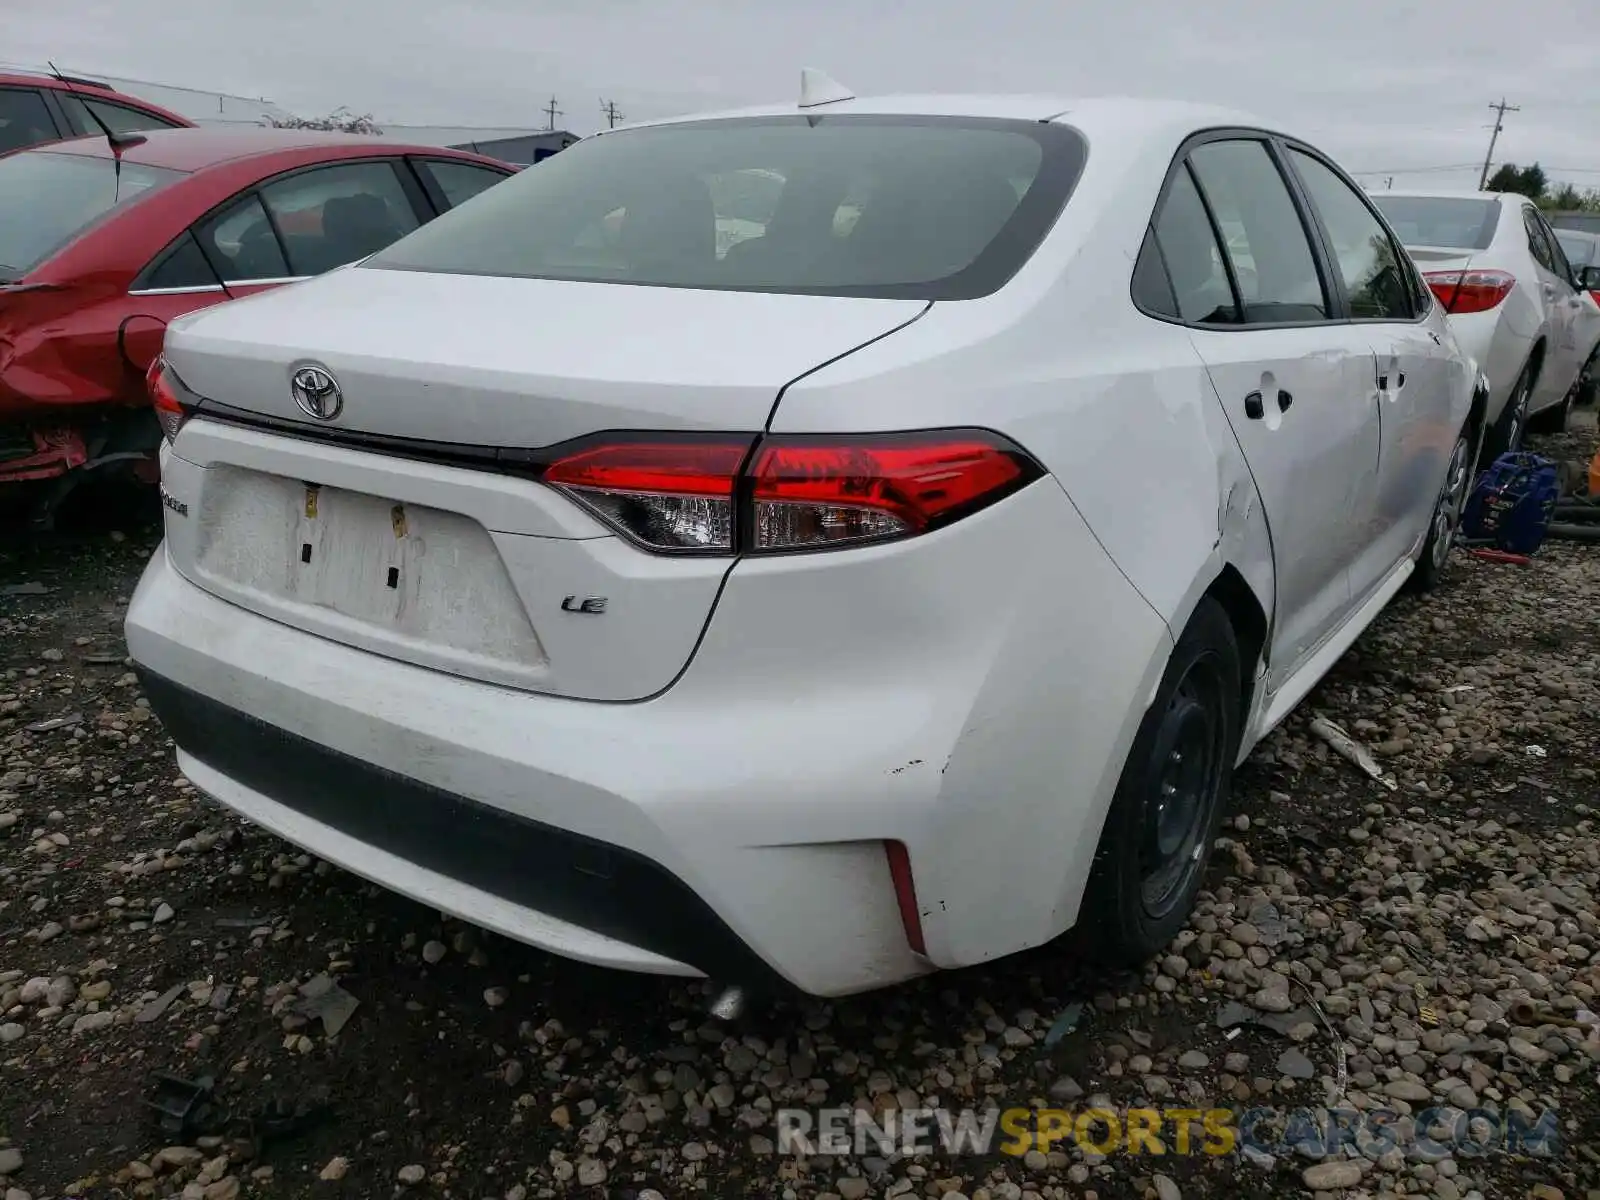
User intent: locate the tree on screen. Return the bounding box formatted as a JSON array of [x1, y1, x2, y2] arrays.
[[1486, 162, 1546, 201], [1547, 183, 1585, 211], [266, 106, 382, 135], [1540, 184, 1600, 213]]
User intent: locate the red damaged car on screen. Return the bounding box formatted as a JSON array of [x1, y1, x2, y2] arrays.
[[0, 126, 515, 523]]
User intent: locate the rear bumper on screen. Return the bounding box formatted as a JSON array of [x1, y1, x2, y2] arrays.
[[138, 666, 786, 988], [126, 473, 1171, 996], [1445, 310, 1532, 423], [0, 423, 88, 483]]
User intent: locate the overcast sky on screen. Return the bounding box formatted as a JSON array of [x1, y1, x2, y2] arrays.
[[4, 0, 1599, 193]]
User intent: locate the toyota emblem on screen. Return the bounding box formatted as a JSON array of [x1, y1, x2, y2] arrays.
[[290, 365, 343, 421]]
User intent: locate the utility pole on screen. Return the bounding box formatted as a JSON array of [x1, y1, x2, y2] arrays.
[[600, 98, 624, 128], [1384, 176, 1393, 190], [543, 96, 562, 131], [1479, 98, 1520, 190]]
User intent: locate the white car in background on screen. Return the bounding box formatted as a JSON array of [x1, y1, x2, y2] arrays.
[[1554, 227, 1600, 407], [1373, 190, 1600, 455], [126, 85, 1485, 999]]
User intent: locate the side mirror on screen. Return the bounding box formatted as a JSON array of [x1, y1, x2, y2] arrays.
[[1580, 265, 1600, 291]]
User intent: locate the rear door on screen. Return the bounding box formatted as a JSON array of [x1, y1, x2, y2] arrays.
[[1521, 204, 1580, 407], [1533, 207, 1591, 404], [1283, 145, 1457, 594], [1158, 136, 1382, 691], [1153, 135, 1382, 689], [190, 159, 426, 297]]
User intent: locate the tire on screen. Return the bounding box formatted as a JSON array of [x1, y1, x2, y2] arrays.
[[1527, 385, 1574, 435], [1076, 596, 1241, 966], [1577, 347, 1599, 408], [1411, 423, 1474, 593], [1484, 359, 1534, 463]]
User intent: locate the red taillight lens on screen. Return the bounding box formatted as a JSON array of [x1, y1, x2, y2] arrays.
[[1423, 269, 1515, 315], [541, 436, 753, 552], [748, 434, 1037, 551], [538, 430, 1042, 555], [1589, 290, 1600, 307], [145, 356, 187, 443]]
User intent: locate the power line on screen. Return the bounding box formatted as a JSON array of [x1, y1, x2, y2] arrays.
[[1479, 98, 1520, 190]]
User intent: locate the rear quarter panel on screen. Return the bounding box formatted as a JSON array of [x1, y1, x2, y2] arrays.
[[767, 120, 1276, 949]]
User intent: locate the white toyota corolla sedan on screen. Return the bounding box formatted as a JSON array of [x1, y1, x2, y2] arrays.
[[126, 82, 1485, 999]]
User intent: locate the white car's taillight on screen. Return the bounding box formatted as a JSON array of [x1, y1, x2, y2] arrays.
[[539, 430, 1045, 555], [1423, 269, 1515, 315], [145, 356, 191, 444]]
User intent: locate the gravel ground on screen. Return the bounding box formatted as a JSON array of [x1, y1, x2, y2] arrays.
[[1, 422, 1597, 1200]]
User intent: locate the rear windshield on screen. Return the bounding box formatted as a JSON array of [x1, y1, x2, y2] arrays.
[[1555, 231, 1596, 268], [366, 115, 1088, 300], [0, 149, 183, 279], [1369, 195, 1500, 251]]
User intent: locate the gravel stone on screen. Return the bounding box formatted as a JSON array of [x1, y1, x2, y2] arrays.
[[2, 420, 1598, 1198]]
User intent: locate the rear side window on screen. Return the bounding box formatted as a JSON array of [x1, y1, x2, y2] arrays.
[[1150, 166, 1237, 325], [1188, 140, 1328, 324], [1523, 208, 1556, 272], [1130, 228, 1178, 318], [0, 88, 60, 155], [1369, 195, 1500, 251], [1288, 149, 1414, 320], [367, 115, 1089, 300], [421, 160, 510, 210], [260, 161, 420, 276], [56, 94, 184, 138], [135, 231, 222, 292], [0, 149, 182, 278], [196, 195, 291, 283]]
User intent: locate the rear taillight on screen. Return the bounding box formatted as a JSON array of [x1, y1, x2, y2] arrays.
[[539, 430, 1043, 556], [1423, 269, 1515, 315], [146, 356, 189, 444], [1589, 290, 1600, 307]]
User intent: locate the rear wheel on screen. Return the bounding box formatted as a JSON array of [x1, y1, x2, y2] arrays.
[[1077, 597, 1240, 965], [1485, 359, 1536, 464], [1411, 423, 1474, 592]]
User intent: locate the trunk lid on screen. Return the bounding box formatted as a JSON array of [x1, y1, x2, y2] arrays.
[[1403, 246, 1476, 272], [165, 266, 925, 444], [160, 267, 926, 701]]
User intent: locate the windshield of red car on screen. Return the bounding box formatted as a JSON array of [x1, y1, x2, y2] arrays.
[[0, 149, 184, 279]]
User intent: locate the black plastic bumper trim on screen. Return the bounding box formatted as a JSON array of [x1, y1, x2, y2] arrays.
[[136, 668, 791, 993]]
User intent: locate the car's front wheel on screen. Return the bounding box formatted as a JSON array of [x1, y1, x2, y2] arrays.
[[1411, 423, 1475, 592], [1077, 596, 1241, 965]]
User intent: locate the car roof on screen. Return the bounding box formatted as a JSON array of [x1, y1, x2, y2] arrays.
[[26, 125, 503, 173], [610, 92, 1280, 144], [0, 70, 191, 119], [1376, 189, 1514, 202]]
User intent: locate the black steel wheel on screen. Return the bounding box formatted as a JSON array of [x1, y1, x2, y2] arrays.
[[1078, 596, 1241, 964]]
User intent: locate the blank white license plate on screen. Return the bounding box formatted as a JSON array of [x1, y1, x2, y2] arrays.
[[194, 468, 544, 666]]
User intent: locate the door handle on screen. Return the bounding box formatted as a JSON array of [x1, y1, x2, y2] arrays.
[[1244, 390, 1264, 420], [1377, 371, 1406, 391], [1278, 390, 1293, 412]]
